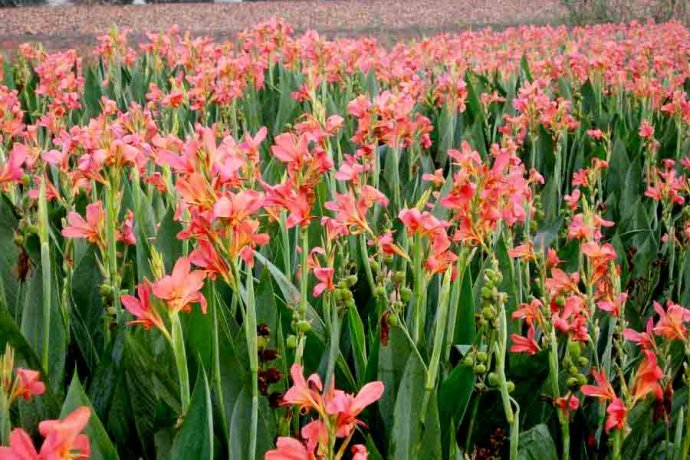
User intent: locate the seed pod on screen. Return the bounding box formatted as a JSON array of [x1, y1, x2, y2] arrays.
[[568, 366, 579, 376], [401, 287, 412, 303], [476, 351, 488, 362], [481, 306, 495, 320], [488, 372, 500, 386], [347, 275, 358, 287], [393, 271, 406, 283], [506, 381, 515, 393], [374, 286, 386, 298], [568, 342, 581, 359], [578, 356, 590, 367], [473, 364, 487, 374], [463, 356, 474, 367], [296, 320, 311, 333], [387, 313, 399, 327], [567, 377, 580, 388], [286, 335, 297, 349]]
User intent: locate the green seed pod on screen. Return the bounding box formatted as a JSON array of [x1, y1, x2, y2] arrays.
[[387, 313, 399, 327], [347, 275, 358, 287], [577, 374, 588, 386], [100, 284, 113, 297], [333, 289, 343, 302], [401, 287, 413, 303], [568, 342, 581, 359], [488, 372, 500, 386], [13, 234, 24, 246], [374, 286, 386, 298], [476, 351, 488, 362], [506, 381, 515, 393], [481, 306, 495, 320], [370, 260, 381, 272], [578, 356, 590, 367], [286, 335, 297, 349], [384, 255, 394, 265], [296, 320, 311, 333], [568, 366, 579, 376], [481, 286, 493, 299], [463, 356, 474, 367], [567, 377, 579, 388], [342, 289, 353, 301], [393, 271, 406, 283], [392, 300, 404, 310], [473, 364, 487, 375], [345, 299, 356, 310], [562, 356, 572, 368]]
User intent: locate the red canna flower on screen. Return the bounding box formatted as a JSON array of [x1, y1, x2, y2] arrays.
[[630, 349, 664, 402], [623, 318, 656, 349], [639, 119, 654, 139], [121, 281, 167, 333], [581, 369, 615, 401], [509, 325, 540, 355], [61, 202, 105, 246], [605, 398, 627, 433], [351, 445, 368, 460], [325, 381, 384, 437], [152, 257, 207, 314]]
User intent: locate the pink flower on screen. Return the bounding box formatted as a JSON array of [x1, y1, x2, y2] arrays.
[[121, 281, 166, 332], [326, 381, 384, 438], [152, 257, 207, 314], [13, 369, 46, 401], [0, 146, 27, 185], [61, 201, 105, 246], [0, 428, 39, 460], [312, 267, 335, 298], [38, 406, 91, 459], [282, 364, 323, 413], [265, 437, 315, 460], [639, 119, 654, 139], [352, 445, 369, 460]]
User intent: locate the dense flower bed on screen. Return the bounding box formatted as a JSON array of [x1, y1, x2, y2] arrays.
[[0, 18, 690, 459]]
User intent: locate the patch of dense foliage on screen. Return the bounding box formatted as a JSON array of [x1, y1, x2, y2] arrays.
[[0, 18, 690, 460]]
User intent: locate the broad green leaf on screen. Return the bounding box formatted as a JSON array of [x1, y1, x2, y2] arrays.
[[518, 424, 557, 460], [171, 368, 214, 460]]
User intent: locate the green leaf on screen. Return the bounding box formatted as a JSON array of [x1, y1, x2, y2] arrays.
[[377, 326, 411, 435], [390, 353, 439, 459], [518, 424, 557, 460], [171, 368, 214, 460], [229, 386, 276, 460], [155, 207, 183, 273], [62, 372, 120, 460], [0, 307, 40, 369]]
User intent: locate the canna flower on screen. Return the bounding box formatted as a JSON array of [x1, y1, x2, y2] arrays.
[[652, 300, 690, 342], [152, 257, 207, 314], [0, 429, 39, 460], [581, 369, 615, 401], [325, 381, 384, 437], [623, 318, 656, 349], [312, 267, 335, 298], [630, 349, 663, 402], [282, 364, 323, 413], [38, 406, 91, 459], [61, 201, 105, 246], [121, 281, 167, 333], [265, 437, 315, 460], [301, 420, 328, 454], [638, 119, 654, 139], [510, 325, 540, 355], [605, 398, 627, 433], [0, 146, 27, 185], [13, 369, 46, 401], [352, 445, 368, 460]]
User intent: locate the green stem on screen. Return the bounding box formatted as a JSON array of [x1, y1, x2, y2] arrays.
[[412, 236, 424, 344], [243, 265, 259, 460], [324, 295, 340, 389], [359, 235, 376, 295], [0, 391, 9, 446], [295, 227, 309, 365], [38, 181, 51, 375], [681, 377, 690, 460], [105, 172, 122, 324], [612, 429, 622, 460], [210, 287, 229, 444], [170, 313, 190, 413]]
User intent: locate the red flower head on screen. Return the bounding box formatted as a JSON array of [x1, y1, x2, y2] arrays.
[[152, 257, 207, 314]]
